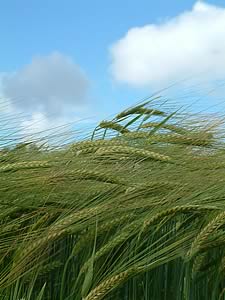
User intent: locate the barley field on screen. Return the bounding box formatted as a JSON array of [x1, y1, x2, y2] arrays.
[[1, 98, 225, 299]]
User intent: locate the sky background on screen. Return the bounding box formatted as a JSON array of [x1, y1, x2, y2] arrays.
[[1, 0, 225, 135]]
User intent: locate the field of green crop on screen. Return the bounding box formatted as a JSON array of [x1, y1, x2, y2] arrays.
[[1, 98, 225, 299]]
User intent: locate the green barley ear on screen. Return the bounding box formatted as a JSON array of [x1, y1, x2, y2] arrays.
[[81, 218, 98, 298], [0, 161, 50, 172], [83, 267, 139, 300], [99, 121, 130, 134], [115, 103, 165, 120], [96, 145, 171, 162], [140, 121, 187, 134], [186, 211, 225, 260]]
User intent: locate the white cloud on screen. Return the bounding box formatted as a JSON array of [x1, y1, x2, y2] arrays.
[[0, 53, 91, 143], [1, 52, 89, 116], [20, 112, 56, 137], [110, 1, 225, 88], [19, 111, 94, 145], [18, 112, 72, 145]]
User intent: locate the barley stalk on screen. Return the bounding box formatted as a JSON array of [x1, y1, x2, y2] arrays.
[[49, 169, 125, 185], [18, 205, 110, 259], [141, 121, 187, 134], [24, 260, 63, 282], [186, 211, 225, 260], [219, 255, 225, 273], [80, 219, 141, 273], [96, 146, 171, 162], [116, 106, 164, 119], [83, 267, 139, 300], [142, 205, 215, 230], [148, 134, 212, 146], [71, 139, 127, 151], [192, 253, 206, 277], [99, 121, 130, 134], [72, 213, 134, 255], [0, 161, 50, 172], [123, 132, 150, 139]]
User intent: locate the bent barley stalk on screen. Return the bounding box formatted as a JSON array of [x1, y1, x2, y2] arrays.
[[83, 267, 139, 300], [24, 260, 63, 283], [192, 253, 206, 277], [72, 213, 134, 256], [115, 106, 165, 119], [148, 134, 212, 146], [1, 99, 225, 299], [17, 204, 111, 260], [140, 121, 187, 134], [49, 169, 125, 185], [83, 252, 181, 300], [80, 219, 142, 274], [142, 205, 216, 230], [99, 121, 130, 134], [186, 210, 225, 260], [123, 132, 151, 139], [71, 139, 127, 151], [0, 161, 50, 172], [96, 145, 171, 162]]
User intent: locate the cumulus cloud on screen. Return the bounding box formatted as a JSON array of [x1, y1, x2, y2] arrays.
[[110, 1, 225, 87], [1, 52, 89, 116]]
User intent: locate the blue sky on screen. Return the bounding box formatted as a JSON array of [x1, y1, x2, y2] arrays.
[[1, 0, 225, 134]]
